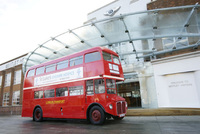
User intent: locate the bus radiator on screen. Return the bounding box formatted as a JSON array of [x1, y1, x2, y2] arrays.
[[116, 101, 126, 115]]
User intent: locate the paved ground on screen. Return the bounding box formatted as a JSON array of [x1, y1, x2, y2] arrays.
[[0, 115, 200, 134]]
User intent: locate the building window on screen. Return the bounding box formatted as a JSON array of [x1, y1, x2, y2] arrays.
[[4, 73, 11, 87], [69, 86, 83, 96], [70, 56, 83, 66], [0, 76, 2, 87], [85, 52, 101, 63], [12, 91, 20, 106], [14, 70, 21, 85], [3, 92, 9, 106]]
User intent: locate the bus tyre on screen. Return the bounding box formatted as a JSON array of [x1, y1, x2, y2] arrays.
[[33, 108, 43, 122], [89, 106, 105, 125], [113, 116, 124, 120]]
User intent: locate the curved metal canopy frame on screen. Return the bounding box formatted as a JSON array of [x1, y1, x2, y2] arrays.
[[23, 4, 200, 73]]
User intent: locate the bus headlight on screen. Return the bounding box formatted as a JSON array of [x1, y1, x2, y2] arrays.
[[109, 104, 113, 109]]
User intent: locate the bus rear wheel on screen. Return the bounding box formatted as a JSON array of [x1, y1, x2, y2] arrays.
[[33, 107, 43, 122], [89, 106, 105, 125]]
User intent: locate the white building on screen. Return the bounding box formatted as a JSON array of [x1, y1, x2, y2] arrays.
[[85, 0, 200, 108]]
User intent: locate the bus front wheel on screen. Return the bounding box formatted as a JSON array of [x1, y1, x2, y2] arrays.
[[89, 106, 105, 125], [33, 107, 43, 122]]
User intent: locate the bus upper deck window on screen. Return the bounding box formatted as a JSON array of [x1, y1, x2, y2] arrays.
[[27, 69, 35, 77], [36, 66, 45, 75], [46, 64, 56, 73], [85, 52, 101, 63], [102, 52, 112, 62], [95, 79, 105, 94], [57, 60, 68, 70], [70, 56, 83, 66], [113, 55, 120, 64]]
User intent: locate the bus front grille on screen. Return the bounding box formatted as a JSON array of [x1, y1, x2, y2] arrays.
[[116, 101, 126, 115]]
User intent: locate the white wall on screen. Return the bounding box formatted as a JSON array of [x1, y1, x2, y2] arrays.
[[87, 0, 151, 21], [153, 52, 200, 108]]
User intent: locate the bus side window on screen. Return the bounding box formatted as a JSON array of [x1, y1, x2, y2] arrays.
[[56, 87, 68, 97], [69, 86, 83, 96], [86, 80, 94, 95], [95, 79, 105, 94], [36, 66, 45, 75], [27, 69, 35, 77], [46, 64, 56, 73], [85, 52, 101, 63], [44, 89, 55, 98], [34, 91, 43, 99], [70, 56, 83, 66], [57, 60, 68, 70]]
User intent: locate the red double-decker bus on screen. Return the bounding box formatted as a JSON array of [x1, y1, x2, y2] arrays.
[[22, 47, 127, 125]]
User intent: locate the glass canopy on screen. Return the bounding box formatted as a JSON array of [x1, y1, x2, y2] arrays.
[[23, 4, 200, 73]]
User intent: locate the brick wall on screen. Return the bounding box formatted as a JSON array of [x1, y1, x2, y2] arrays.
[[0, 106, 22, 115], [147, 0, 199, 10]]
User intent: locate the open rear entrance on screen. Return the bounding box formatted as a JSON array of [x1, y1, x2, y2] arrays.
[[117, 82, 141, 108]]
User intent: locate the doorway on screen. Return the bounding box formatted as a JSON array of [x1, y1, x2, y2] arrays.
[[117, 82, 141, 108]]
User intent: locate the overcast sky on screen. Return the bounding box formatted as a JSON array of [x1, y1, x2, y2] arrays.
[[0, 0, 113, 64]]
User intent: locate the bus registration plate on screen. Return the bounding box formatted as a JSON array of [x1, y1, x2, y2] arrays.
[[119, 114, 125, 117]]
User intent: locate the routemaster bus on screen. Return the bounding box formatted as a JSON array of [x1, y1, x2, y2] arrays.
[[22, 47, 127, 125]]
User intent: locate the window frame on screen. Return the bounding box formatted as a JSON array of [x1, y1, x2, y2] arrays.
[[12, 90, 20, 106], [14, 70, 22, 85], [2, 92, 10, 106], [4, 73, 11, 87]]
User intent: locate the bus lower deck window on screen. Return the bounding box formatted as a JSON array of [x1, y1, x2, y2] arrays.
[[69, 86, 83, 96], [86, 80, 94, 95], [34, 91, 43, 99], [95, 79, 105, 94], [56, 87, 68, 97], [44, 89, 55, 98]]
